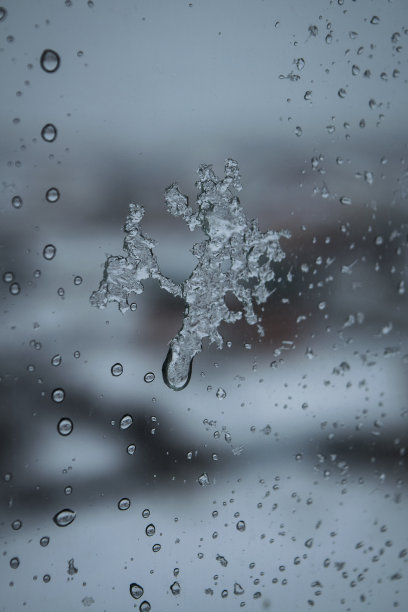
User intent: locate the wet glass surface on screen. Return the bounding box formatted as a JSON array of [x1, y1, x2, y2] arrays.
[[1, 1, 407, 610]]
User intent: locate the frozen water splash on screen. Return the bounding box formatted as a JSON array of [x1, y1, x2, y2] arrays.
[[91, 159, 290, 390]]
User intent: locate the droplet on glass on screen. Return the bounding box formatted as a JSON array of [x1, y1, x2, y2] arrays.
[[33, 269, 41, 279], [305, 537, 314, 548], [152, 543, 161, 552], [340, 196, 352, 206], [9, 282, 20, 296], [338, 88, 346, 98], [51, 354, 62, 367], [11, 196, 23, 209], [64, 485, 72, 495], [41, 123, 57, 142], [52, 388, 65, 403], [144, 372, 155, 383], [145, 523, 155, 536], [43, 574, 51, 583], [0, 7, 7, 21], [57, 287, 65, 297], [295, 126, 303, 137], [120, 414, 133, 430], [57, 418, 73, 436], [139, 602, 151, 612], [130, 302, 137, 311], [111, 363, 123, 376], [234, 582, 245, 595], [236, 520, 246, 532], [10, 557, 20, 569], [118, 498, 131, 511], [295, 57, 305, 71], [40, 49, 60, 73], [198, 472, 210, 486], [43, 244, 56, 260], [73, 350, 80, 359], [3, 271, 14, 283], [304, 91, 312, 100], [142, 509, 150, 518], [352, 64, 360, 76], [170, 581, 181, 595], [11, 519, 22, 530], [129, 583, 144, 599], [216, 387, 226, 400], [53, 508, 76, 527], [127, 444, 136, 455], [46, 187, 60, 202], [73, 276, 82, 285], [370, 15, 380, 25], [40, 536, 50, 547]]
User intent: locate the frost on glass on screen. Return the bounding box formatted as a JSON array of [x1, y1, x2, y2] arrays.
[[91, 159, 290, 390]]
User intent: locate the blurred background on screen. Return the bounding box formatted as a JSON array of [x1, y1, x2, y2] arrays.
[[1, 0, 407, 610]]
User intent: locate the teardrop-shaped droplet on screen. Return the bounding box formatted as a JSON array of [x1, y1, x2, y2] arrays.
[[41, 123, 57, 142], [162, 346, 193, 391], [43, 244, 56, 260], [51, 354, 62, 367], [40, 49, 60, 73], [129, 583, 144, 599], [57, 418, 73, 436], [170, 581, 181, 595], [46, 187, 60, 202], [53, 508, 76, 527]]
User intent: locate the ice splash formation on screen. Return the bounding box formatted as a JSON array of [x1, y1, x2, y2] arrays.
[[91, 159, 290, 390]]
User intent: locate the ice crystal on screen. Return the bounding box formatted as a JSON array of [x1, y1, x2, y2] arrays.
[[91, 159, 289, 390]]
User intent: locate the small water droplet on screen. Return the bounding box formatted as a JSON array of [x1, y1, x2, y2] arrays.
[[64, 485, 72, 495], [234, 582, 245, 595], [236, 520, 246, 532], [40, 49, 60, 73], [139, 602, 151, 612], [43, 244, 56, 260], [111, 363, 123, 376], [129, 583, 144, 599], [120, 414, 133, 430], [0, 7, 7, 21], [338, 88, 346, 98], [10, 557, 20, 569], [51, 354, 62, 367], [170, 581, 181, 595], [305, 537, 314, 548], [198, 472, 210, 486], [152, 543, 161, 552], [57, 287, 65, 297], [73, 275, 82, 285], [41, 123, 57, 142], [127, 444, 136, 455], [370, 16, 380, 25], [145, 523, 155, 536], [295, 126, 303, 137], [216, 387, 226, 400], [52, 388, 65, 403], [11, 195, 23, 209], [43, 574, 51, 583], [295, 57, 305, 71], [57, 418, 73, 436], [3, 271, 14, 283], [142, 509, 150, 518], [46, 187, 60, 202], [352, 64, 360, 76], [118, 498, 131, 511], [144, 371, 155, 383], [304, 91, 312, 100], [73, 350, 80, 359], [340, 196, 352, 206], [130, 302, 137, 311], [53, 508, 76, 527], [11, 519, 22, 530], [9, 282, 20, 296], [40, 536, 50, 547]]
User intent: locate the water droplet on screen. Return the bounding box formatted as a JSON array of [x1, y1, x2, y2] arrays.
[[118, 498, 130, 511], [127, 444, 136, 455], [53, 508, 76, 527], [129, 583, 144, 599], [51, 354, 62, 367], [41, 123, 57, 142], [216, 387, 226, 400], [198, 472, 210, 486], [308, 25, 318, 37], [142, 509, 150, 518], [325, 33, 333, 44], [11, 519, 22, 530], [170, 581, 181, 595], [120, 414, 133, 430], [145, 523, 155, 536], [318, 301, 326, 310], [40, 536, 50, 547], [3, 271, 14, 283], [139, 602, 151, 612], [33, 269, 41, 279], [52, 388, 65, 403], [73, 350, 80, 359], [46, 187, 60, 202], [144, 371, 155, 383], [0, 7, 7, 21], [375, 235, 384, 246], [152, 543, 161, 552], [130, 302, 137, 311], [370, 16, 380, 25], [57, 418, 73, 436], [43, 574, 51, 583], [352, 64, 360, 76], [340, 196, 352, 206], [10, 557, 19, 569], [11, 195, 23, 209], [111, 363, 123, 376], [338, 88, 346, 98], [43, 244, 56, 260], [236, 520, 246, 532], [57, 287, 65, 297], [64, 485, 72, 495], [295, 126, 303, 137], [40, 49, 60, 73], [295, 57, 305, 71], [162, 345, 192, 391], [9, 282, 20, 296], [234, 583, 245, 595], [305, 537, 314, 548], [364, 171, 373, 185], [73, 275, 82, 285], [304, 91, 312, 100]]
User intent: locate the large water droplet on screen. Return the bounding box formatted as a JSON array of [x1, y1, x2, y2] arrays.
[[40, 49, 60, 73], [129, 583, 144, 599], [120, 414, 132, 430], [73, 275, 82, 285], [118, 498, 130, 511], [170, 581, 181, 595], [57, 418, 73, 436], [234, 582, 245, 595], [43, 244, 56, 260], [162, 346, 192, 391], [111, 362, 123, 376], [142, 509, 150, 518], [41, 123, 57, 142], [145, 523, 155, 536], [53, 508, 76, 527], [370, 15, 380, 25], [46, 187, 60, 202], [305, 537, 314, 548], [52, 388, 65, 403]]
